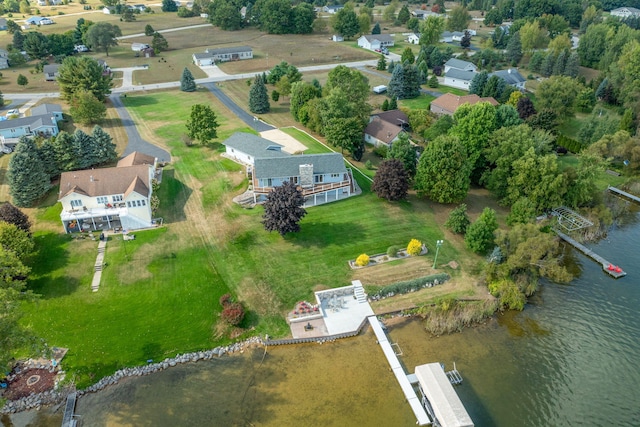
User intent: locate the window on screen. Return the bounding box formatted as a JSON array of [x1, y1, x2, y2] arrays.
[[141, 199, 146, 206], [97, 196, 108, 204], [112, 195, 123, 202], [290, 177, 298, 184], [136, 200, 142, 207], [127, 201, 132, 207], [330, 173, 340, 178], [70, 199, 83, 207], [314, 175, 324, 183]]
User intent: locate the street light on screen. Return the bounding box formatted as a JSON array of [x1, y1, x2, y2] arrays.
[[433, 240, 444, 269]]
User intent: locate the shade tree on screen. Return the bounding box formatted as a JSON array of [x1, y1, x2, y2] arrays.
[[261, 181, 307, 236], [84, 22, 122, 56], [372, 159, 410, 201], [464, 207, 497, 254], [185, 104, 219, 143], [57, 56, 112, 102]]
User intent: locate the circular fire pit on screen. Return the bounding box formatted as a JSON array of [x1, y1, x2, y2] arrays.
[[26, 375, 41, 386]]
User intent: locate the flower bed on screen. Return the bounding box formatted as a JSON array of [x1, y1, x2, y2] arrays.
[[348, 245, 427, 269]]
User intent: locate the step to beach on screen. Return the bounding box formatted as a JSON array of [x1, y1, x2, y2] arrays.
[[353, 284, 367, 303]]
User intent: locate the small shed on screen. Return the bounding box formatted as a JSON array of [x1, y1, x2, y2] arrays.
[[332, 35, 344, 42]]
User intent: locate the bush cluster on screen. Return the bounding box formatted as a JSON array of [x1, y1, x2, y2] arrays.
[[406, 239, 423, 256], [219, 293, 245, 326], [355, 254, 370, 266], [386, 245, 399, 257], [369, 273, 450, 299], [556, 134, 583, 153]]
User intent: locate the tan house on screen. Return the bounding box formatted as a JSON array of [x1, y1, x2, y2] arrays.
[[58, 152, 158, 233], [363, 110, 409, 147], [430, 93, 498, 116]]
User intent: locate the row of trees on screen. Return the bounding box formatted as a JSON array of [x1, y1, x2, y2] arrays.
[[8, 127, 118, 206]]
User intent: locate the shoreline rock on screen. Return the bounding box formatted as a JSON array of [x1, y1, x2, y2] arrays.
[[0, 336, 264, 414]]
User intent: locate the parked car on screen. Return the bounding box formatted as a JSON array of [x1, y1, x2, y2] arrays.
[[1, 146, 12, 154], [74, 45, 89, 52], [5, 109, 19, 118]]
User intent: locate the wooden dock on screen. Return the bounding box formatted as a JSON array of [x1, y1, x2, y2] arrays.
[[608, 186, 640, 204], [555, 230, 626, 278], [61, 392, 77, 427]]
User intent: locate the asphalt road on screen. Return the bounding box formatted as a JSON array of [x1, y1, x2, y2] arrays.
[[109, 94, 172, 162], [201, 82, 275, 132]]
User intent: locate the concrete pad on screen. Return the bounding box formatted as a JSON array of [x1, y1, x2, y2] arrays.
[[197, 65, 230, 79], [260, 129, 308, 154]]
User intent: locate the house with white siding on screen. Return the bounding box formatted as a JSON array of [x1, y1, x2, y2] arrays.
[[610, 7, 640, 18], [443, 68, 477, 90], [363, 110, 410, 147], [222, 132, 355, 207], [444, 58, 477, 74], [357, 34, 395, 51], [58, 152, 158, 233]]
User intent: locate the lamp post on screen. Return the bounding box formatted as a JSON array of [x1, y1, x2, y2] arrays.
[[433, 240, 444, 269]]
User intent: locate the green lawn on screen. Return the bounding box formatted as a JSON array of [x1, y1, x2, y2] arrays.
[[556, 154, 627, 190], [400, 94, 436, 110]]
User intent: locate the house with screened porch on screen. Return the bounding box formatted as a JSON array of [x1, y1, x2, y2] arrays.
[[57, 152, 158, 233]]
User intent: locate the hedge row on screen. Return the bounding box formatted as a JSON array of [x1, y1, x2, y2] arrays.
[[557, 134, 584, 154], [368, 273, 450, 299]]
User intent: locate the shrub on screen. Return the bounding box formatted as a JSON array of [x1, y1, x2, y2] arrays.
[[369, 273, 450, 299], [365, 160, 374, 170], [219, 293, 232, 307], [406, 239, 422, 256], [387, 245, 399, 257], [221, 302, 245, 326], [355, 253, 370, 266], [373, 145, 388, 158]]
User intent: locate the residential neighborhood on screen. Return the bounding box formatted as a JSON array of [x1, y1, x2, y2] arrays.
[[0, 0, 639, 425]]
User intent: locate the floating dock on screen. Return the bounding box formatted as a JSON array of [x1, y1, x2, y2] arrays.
[[61, 392, 77, 427], [368, 316, 431, 426], [555, 230, 626, 278], [608, 186, 640, 204]]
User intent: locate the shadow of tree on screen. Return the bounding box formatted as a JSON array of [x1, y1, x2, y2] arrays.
[[156, 169, 191, 224], [27, 232, 76, 297]]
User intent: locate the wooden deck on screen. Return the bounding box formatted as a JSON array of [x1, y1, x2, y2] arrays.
[[555, 230, 626, 278], [608, 186, 640, 204]]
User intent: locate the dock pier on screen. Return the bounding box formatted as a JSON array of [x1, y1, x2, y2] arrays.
[[61, 392, 77, 427], [555, 230, 626, 278], [608, 186, 640, 204]]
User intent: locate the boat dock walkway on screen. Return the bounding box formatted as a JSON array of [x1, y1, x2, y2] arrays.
[[608, 186, 640, 204], [368, 316, 431, 426], [61, 392, 77, 427], [555, 230, 626, 278]]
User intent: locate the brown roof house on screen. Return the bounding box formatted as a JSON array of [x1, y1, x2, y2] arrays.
[[364, 109, 409, 147], [57, 152, 158, 233], [430, 93, 498, 116]]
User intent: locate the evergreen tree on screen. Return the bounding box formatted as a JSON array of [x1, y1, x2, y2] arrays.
[[397, 5, 410, 25], [445, 203, 470, 234], [402, 64, 421, 99], [51, 132, 77, 172], [144, 24, 155, 36], [249, 74, 270, 114], [73, 129, 96, 169], [563, 52, 579, 78], [505, 32, 522, 66], [162, 0, 178, 12], [180, 67, 196, 92], [387, 60, 396, 73], [7, 137, 50, 207], [553, 50, 567, 76], [401, 47, 415, 64], [482, 75, 503, 98], [469, 70, 488, 95], [389, 97, 398, 110], [152, 32, 169, 53], [428, 74, 439, 88], [388, 64, 405, 99], [91, 126, 117, 165], [540, 53, 555, 77], [38, 139, 59, 178], [381, 99, 389, 111], [372, 22, 381, 34], [377, 54, 387, 71], [528, 51, 545, 73]]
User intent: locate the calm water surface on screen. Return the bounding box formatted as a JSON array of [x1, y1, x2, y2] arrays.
[[13, 210, 640, 427]]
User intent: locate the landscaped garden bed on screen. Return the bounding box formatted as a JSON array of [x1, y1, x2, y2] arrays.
[[348, 239, 428, 269]]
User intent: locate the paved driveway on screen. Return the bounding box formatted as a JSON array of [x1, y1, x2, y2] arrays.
[[201, 82, 275, 132], [110, 94, 172, 162]]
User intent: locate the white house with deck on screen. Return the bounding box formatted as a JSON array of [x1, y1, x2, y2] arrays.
[[58, 152, 157, 233], [223, 132, 355, 207], [357, 34, 395, 51]]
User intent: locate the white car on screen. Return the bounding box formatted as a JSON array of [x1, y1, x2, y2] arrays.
[[74, 45, 89, 52], [5, 109, 19, 118]]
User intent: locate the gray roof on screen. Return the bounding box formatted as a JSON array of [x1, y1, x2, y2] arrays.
[[444, 58, 476, 70], [445, 68, 477, 81], [193, 52, 214, 60], [491, 68, 526, 85], [0, 114, 57, 131], [223, 132, 289, 159], [30, 103, 62, 116], [205, 46, 252, 55], [612, 7, 640, 13], [360, 34, 394, 43], [43, 64, 60, 73], [254, 153, 346, 180]]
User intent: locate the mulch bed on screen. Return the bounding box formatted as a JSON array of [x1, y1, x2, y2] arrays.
[[1, 368, 57, 401]]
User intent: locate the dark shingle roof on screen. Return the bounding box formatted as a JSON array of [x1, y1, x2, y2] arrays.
[[254, 153, 346, 180], [444, 68, 477, 81], [444, 58, 476, 70], [223, 132, 289, 159], [205, 46, 252, 55], [360, 34, 394, 43], [59, 165, 151, 199], [490, 69, 526, 85], [30, 103, 62, 116], [0, 114, 57, 131]]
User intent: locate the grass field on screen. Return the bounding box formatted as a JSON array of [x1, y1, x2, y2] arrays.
[[400, 93, 437, 110]]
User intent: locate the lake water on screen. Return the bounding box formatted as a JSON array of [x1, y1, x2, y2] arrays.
[[9, 208, 640, 427]]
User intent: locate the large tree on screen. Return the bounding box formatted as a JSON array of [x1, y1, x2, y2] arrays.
[[152, 32, 169, 53], [22, 32, 50, 59], [333, 8, 360, 40], [419, 16, 445, 46], [255, 0, 292, 34], [290, 81, 320, 122], [445, 203, 470, 234], [414, 135, 472, 204], [324, 117, 366, 159], [387, 133, 417, 178], [447, 5, 471, 31], [180, 67, 196, 92], [73, 129, 97, 169], [372, 159, 409, 201], [451, 101, 498, 176], [70, 90, 107, 125], [185, 104, 219, 143], [211, 0, 243, 30], [0, 203, 32, 235], [325, 65, 370, 106], [7, 138, 50, 207], [84, 22, 122, 56], [292, 3, 315, 34], [161, 0, 178, 12], [57, 56, 113, 102], [262, 181, 307, 236], [249, 74, 270, 114], [536, 75, 581, 120], [91, 125, 118, 165], [464, 207, 498, 254]]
